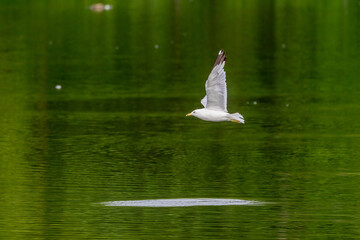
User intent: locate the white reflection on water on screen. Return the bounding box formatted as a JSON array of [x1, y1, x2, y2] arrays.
[[100, 198, 267, 207]]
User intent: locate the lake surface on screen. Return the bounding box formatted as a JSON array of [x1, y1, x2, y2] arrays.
[[1, 0, 360, 239]]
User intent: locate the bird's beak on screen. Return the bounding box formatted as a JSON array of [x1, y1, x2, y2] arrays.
[[186, 113, 192, 117]]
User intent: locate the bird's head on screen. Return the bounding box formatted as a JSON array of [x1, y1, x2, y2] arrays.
[[186, 109, 200, 117]]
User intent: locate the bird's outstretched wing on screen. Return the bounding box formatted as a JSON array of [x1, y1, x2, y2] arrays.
[[200, 50, 227, 112]]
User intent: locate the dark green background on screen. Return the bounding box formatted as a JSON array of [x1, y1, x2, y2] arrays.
[[1, 0, 360, 239]]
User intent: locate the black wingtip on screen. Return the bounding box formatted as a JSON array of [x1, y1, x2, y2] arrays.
[[213, 49, 226, 68]]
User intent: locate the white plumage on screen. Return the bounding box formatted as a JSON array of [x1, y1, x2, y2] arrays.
[[186, 50, 244, 124]]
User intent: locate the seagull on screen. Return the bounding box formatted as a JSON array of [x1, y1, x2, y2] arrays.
[[186, 50, 244, 123]]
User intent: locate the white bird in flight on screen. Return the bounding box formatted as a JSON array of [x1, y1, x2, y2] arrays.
[[186, 50, 245, 123]]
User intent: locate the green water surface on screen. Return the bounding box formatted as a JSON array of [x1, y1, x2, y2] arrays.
[[1, 0, 360, 239]]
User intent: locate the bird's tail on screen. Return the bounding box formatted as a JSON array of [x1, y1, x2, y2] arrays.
[[230, 113, 245, 124]]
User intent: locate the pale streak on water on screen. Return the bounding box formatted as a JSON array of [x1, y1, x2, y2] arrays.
[[100, 198, 267, 207]]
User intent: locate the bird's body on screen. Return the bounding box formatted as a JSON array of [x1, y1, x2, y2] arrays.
[[188, 108, 243, 123], [186, 50, 244, 124], [190, 108, 230, 122]]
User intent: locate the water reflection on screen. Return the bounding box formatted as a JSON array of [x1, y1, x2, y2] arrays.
[[89, 3, 113, 13]]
